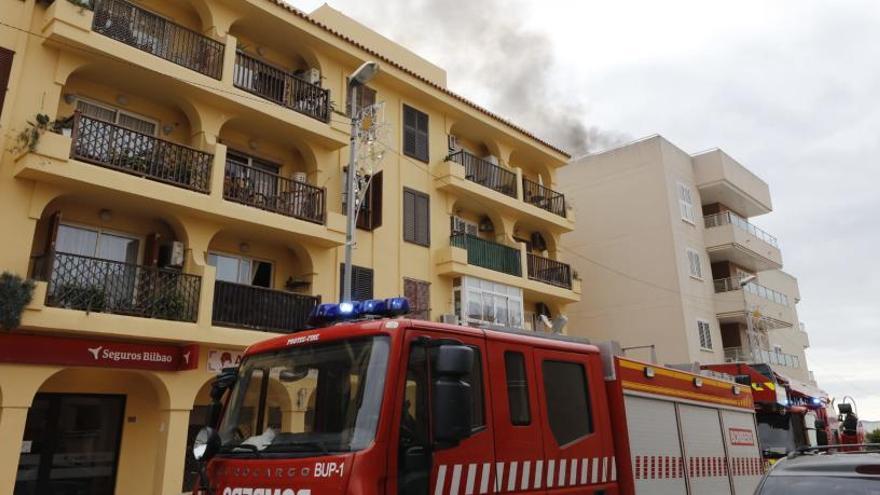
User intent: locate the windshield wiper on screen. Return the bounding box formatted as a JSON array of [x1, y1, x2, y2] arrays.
[[219, 443, 262, 457], [264, 440, 333, 455]]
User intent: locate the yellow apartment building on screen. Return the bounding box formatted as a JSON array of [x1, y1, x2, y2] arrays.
[[0, 1, 580, 493]]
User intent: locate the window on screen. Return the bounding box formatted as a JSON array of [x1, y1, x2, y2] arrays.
[[505, 352, 531, 426], [453, 276, 524, 328], [450, 216, 478, 237], [347, 83, 376, 117], [542, 360, 592, 445], [678, 182, 696, 224], [56, 224, 139, 264], [403, 188, 430, 246], [0, 48, 14, 120], [76, 99, 157, 135], [697, 320, 713, 350], [339, 264, 374, 300], [403, 104, 429, 162], [344, 170, 383, 231], [208, 252, 273, 288], [686, 249, 703, 279], [403, 278, 430, 320]]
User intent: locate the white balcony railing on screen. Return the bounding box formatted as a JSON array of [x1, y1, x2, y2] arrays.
[[704, 211, 778, 247], [714, 276, 790, 307], [724, 347, 800, 368]]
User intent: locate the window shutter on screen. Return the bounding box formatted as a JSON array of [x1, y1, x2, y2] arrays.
[[404, 278, 430, 320], [347, 83, 376, 117], [403, 189, 416, 243], [404, 189, 429, 246], [403, 105, 429, 162], [45, 211, 62, 254], [340, 264, 374, 300], [0, 48, 13, 120], [370, 171, 382, 229], [144, 233, 161, 266]]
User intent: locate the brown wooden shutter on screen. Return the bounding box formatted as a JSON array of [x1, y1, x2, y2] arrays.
[[403, 189, 416, 243], [415, 110, 429, 162], [0, 48, 13, 120], [403, 105, 417, 157], [347, 83, 376, 116], [404, 188, 430, 246], [45, 211, 62, 254], [340, 264, 374, 301], [404, 278, 430, 320], [369, 171, 382, 229]]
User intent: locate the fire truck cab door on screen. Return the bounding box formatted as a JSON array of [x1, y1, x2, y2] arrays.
[[532, 348, 616, 494], [486, 340, 546, 495], [395, 328, 495, 495]]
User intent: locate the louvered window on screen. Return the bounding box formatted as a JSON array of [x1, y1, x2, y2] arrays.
[[346, 83, 376, 117], [404, 278, 431, 320], [339, 264, 374, 301], [403, 104, 429, 162], [343, 170, 383, 231], [0, 48, 13, 120], [403, 188, 430, 246]]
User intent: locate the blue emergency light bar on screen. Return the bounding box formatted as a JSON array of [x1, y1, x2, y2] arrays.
[[308, 297, 410, 326]]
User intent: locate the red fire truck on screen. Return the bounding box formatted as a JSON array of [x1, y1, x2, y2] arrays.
[[192, 299, 765, 495], [702, 362, 833, 461]]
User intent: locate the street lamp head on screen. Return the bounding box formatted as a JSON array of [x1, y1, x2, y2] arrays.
[[738, 274, 757, 287], [350, 61, 380, 86]]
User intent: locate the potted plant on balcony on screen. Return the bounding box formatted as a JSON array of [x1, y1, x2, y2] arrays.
[[53, 282, 107, 313], [0, 272, 36, 331]]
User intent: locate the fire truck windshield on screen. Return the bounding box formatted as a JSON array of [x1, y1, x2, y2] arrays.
[[217, 336, 390, 456]]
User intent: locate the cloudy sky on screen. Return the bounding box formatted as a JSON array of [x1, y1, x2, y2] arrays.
[[290, 0, 880, 419]]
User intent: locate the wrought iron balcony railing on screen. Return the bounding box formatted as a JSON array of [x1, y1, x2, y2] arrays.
[[450, 233, 521, 277], [447, 150, 518, 198], [714, 276, 790, 307], [527, 253, 572, 289], [704, 211, 778, 247], [522, 178, 566, 217], [223, 160, 326, 224], [91, 0, 224, 79], [212, 280, 319, 333], [234, 51, 331, 123], [71, 113, 213, 193], [35, 251, 200, 322]]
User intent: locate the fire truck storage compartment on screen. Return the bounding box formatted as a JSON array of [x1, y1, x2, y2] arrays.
[[624, 395, 688, 495], [622, 394, 762, 494], [678, 404, 733, 495]]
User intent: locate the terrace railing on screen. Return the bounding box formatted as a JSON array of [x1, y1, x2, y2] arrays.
[[234, 51, 331, 122], [451, 233, 521, 277], [447, 150, 517, 198], [523, 178, 566, 217], [527, 253, 572, 289], [92, 0, 224, 79], [223, 160, 326, 224], [212, 280, 319, 333], [71, 113, 213, 193]]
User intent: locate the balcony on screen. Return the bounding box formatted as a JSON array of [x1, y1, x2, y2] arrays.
[[527, 253, 572, 289], [71, 113, 213, 193], [223, 160, 326, 224], [713, 276, 793, 329], [211, 281, 319, 333], [34, 251, 201, 322], [447, 150, 517, 198], [692, 149, 772, 217], [703, 211, 782, 272], [724, 347, 800, 369], [522, 178, 566, 217], [450, 234, 522, 277], [91, 0, 224, 79], [233, 51, 331, 123]]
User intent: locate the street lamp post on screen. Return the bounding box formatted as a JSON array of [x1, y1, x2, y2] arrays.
[[342, 61, 380, 303]]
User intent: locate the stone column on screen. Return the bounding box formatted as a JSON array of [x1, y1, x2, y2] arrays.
[[152, 407, 194, 495]]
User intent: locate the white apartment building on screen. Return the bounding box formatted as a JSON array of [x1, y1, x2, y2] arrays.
[[559, 135, 814, 384]]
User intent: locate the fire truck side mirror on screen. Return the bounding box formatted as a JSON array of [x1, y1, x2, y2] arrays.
[[432, 345, 474, 448], [208, 367, 238, 426]]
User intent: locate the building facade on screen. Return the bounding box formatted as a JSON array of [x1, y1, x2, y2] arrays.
[[559, 135, 813, 382], [0, 1, 579, 493]]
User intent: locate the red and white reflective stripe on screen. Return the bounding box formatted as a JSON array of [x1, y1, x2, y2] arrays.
[[435, 457, 617, 495]]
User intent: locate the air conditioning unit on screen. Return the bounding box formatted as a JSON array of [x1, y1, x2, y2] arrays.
[[169, 241, 185, 268], [485, 154, 499, 165], [300, 68, 321, 85], [440, 314, 459, 325], [447, 134, 461, 152], [292, 171, 308, 183]]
